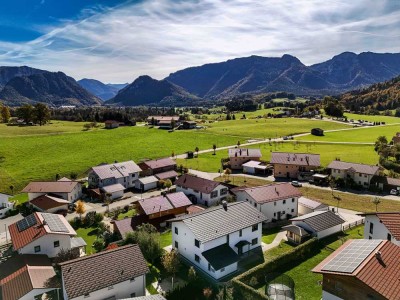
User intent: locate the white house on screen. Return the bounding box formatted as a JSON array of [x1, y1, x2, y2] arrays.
[[289, 210, 345, 239], [101, 183, 125, 200], [175, 174, 229, 207], [60, 245, 148, 300], [9, 212, 86, 258], [0, 193, 14, 219], [242, 160, 269, 175], [360, 212, 400, 246], [88, 161, 142, 189], [298, 196, 329, 215], [327, 160, 380, 188], [135, 176, 159, 192], [232, 183, 301, 222], [22, 180, 82, 203], [0, 254, 58, 300], [169, 202, 267, 280]]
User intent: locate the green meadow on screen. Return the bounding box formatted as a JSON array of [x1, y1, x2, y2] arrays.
[[343, 113, 400, 125]]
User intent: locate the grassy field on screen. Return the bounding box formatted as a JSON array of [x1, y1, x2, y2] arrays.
[[76, 226, 98, 254], [159, 230, 172, 248], [117, 208, 136, 220], [262, 227, 281, 244], [343, 113, 400, 125]]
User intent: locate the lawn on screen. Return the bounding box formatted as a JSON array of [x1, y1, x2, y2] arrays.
[[159, 230, 172, 248], [258, 226, 364, 300], [262, 227, 281, 244], [9, 193, 28, 205], [343, 113, 400, 125], [75, 226, 99, 255], [117, 208, 136, 220]]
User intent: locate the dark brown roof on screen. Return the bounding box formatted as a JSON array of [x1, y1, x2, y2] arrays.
[[22, 181, 79, 193], [327, 160, 379, 175], [291, 210, 345, 232], [114, 215, 173, 237], [155, 170, 178, 180], [138, 192, 192, 215], [29, 194, 69, 211], [175, 174, 221, 194], [232, 182, 302, 204], [0, 254, 56, 300], [139, 158, 176, 170], [270, 152, 320, 166], [60, 245, 148, 299]]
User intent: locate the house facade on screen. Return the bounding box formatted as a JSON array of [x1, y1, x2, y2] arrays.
[[88, 161, 141, 189], [0, 193, 13, 219], [23, 180, 82, 203], [232, 183, 301, 222], [361, 212, 400, 246], [270, 152, 320, 179], [169, 202, 267, 280], [228, 148, 262, 170], [175, 174, 229, 207], [135, 176, 159, 192], [60, 245, 148, 300], [327, 160, 379, 188]]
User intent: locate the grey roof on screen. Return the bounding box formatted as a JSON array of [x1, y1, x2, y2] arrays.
[[270, 152, 320, 166], [327, 161, 379, 175], [121, 296, 167, 300], [202, 244, 240, 270], [229, 148, 262, 158], [102, 183, 125, 193], [291, 211, 345, 232], [282, 225, 310, 237], [232, 183, 302, 204], [169, 202, 267, 243], [91, 161, 141, 180], [298, 197, 328, 210], [71, 237, 87, 248], [138, 176, 159, 185], [155, 170, 178, 180]]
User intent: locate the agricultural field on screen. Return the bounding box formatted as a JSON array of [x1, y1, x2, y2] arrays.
[[343, 113, 400, 125]]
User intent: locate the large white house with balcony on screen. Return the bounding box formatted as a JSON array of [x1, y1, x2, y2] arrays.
[[88, 161, 142, 189], [175, 174, 229, 207], [327, 160, 379, 188], [360, 212, 400, 246], [169, 201, 267, 280]]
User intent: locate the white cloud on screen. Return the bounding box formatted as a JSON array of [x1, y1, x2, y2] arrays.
[[0, 0, 399, 82]]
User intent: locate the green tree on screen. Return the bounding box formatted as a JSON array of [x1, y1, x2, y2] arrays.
[[1, 105, 11, 123], [16, 104, 34, 124], [164, 179, 172, 191], [93, 238, 105, 252], [188, 266, 197, 282], [372, 196, 381, 212], [162, 249, 180, 287], [33, 103, 51, 126]]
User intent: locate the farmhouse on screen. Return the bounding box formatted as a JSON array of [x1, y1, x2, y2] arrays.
[[60, 245, 148, 300], [29, 194, 70, 214], [182, 120, 197, 129], [22, 180, 82, 203], [232, 182, 301, 222], [313, 239, 400, 300], [327, 160, 379, 188], [138, 157, 176, 177], [169, 202, 267, 280], [228, 148, 262, 170], [175, 174, 229, 207], [147, 116, 180, 129], [135, 176, 159, 192], [270, 152, 320, 179], [298, 196, 329, 215], [0, 193, 14, 219], [88, 160, 141, 189], [360, 212, 400, 246], [9, 212, 86, 258], [104, 120, 119, 129], [0, 254, 58, 300]]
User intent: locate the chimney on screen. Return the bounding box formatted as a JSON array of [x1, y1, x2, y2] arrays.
[[222, 200, 228, 211]]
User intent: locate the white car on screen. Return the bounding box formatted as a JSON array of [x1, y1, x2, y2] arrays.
[[390, 189, 399, 196], [291, 181, 302, 187]]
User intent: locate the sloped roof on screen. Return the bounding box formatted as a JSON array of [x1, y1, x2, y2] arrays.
[[29, 194, 69, 211], [282, 225, 310, 237], [155, 170, 179, 180], [291, 210, 345, 232], [138, 192, 192, 216], [298, 197, 328, 210], [22, 181, 79, 193], [270, 152, 320, 166], [102, 183, 125, 194], [377, 212, 400, 240], [169, 202, 267, 243], [202, 243, 240, 270], [232, 183, 302, 204], [228, 148, 262, 158], [175, 174, 222, 194], [138, 176, 159, 185], [91, 161, 141, 180], [327, 160, 379, 175], [140, 158, 176, 170], [0, 254, 57, 300], [60, 245, 148, 299]]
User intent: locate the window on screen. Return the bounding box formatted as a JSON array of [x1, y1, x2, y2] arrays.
[[387, 233, 392, 241], [130, 293, 136, 298], [195, 239, 200, 248], [251, 238, 258, 245], [274, 202, 277, 206], [108, 286, 114, 290], [369, 223, 374, 234], [220, 188, 228, 195], [291, 208, 294, 212], [252, 224, 258, 232], [273, 213, 276, 217], [34, 246, 41, 253], [175, 227, 178, 235], [175, 241, 179, 249], [54, 241, 60, 248], [292, 198, 295, 202], [239, 229, 242, 237], [211, 191, 218, 198], [283, 200, 286, 204], [359, 173, 362, 177], [254, 203, 257, 208], [195, 254, 200, 263], [227, 234, 230, 243]]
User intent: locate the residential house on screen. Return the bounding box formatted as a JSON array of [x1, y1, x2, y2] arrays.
[[232, 183, 301, 222], [138, 157, 178, 181], [242, 160, 272, 175], [135, 176, 159, 192], [175, 174, 229, 207], [169, 202, 267, 280], [101, 183, 125, 200], [88, 161, 141, 189], [147, 116, 180, 127], [60, 245, 148, 300], [298, 196, 329, 215], [360, 212, 399, 246], [29, 194, 70, 214], [0, 193, 14, 219], [182, 120, 197, 129], [392, 132, 400, 144], [371, 176, 400, 193], [327, 160, 379, 188], [104, 120, 119, 129], [228, 148, 262, 170], [22, 180, 82, 203], [288, 210, 345, 240], [9, 212, 86, 258], [270, 152, 320, 179], [0, 254, 58, 300], [313, 239, 400, 300]]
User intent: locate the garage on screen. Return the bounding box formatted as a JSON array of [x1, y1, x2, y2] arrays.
[[135, 176, 159, 192]]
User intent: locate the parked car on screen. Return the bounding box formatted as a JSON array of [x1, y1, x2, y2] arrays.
[[291, 181, 302, 187], [390, 189, 399, 196]]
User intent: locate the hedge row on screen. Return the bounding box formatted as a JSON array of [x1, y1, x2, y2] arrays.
[[232, 238, 319, 299]]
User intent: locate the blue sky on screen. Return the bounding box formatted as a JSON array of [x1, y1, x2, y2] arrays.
[[0, 0, 399, 83]]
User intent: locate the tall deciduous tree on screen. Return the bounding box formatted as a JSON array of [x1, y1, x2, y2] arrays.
[[33, 103, 51, 126], [162, 249, 180, 285], [75, 200, 86, 220], [16, 104, 34, 124], [1, 105, 11, 123]]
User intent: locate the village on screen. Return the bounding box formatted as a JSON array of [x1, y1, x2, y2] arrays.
[[0, 116, 399, 300]]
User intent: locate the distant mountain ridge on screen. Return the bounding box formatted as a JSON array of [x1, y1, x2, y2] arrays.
[[0, 66, 47, 89], [78, 79, 128, 101]]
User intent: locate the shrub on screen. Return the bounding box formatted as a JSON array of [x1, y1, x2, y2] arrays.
[[94, 213, 104, 224], [93, 238, 105, 252]]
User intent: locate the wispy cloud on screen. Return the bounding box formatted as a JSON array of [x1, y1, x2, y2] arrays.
[[0, 0, 399, 82]]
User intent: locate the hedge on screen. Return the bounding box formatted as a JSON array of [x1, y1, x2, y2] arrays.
[[232, 238, 319, 299]]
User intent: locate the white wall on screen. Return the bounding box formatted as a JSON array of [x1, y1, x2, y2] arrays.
[[32, 203, 68, 214], [364, 215, 399, 246], [20, 288, 58, 300], [292, 221, 342, 239], [298, 205, 313, 216], [135, 180, 158, 191], [330, 169, 375, 188], [28, 184, 81, 203], [176, 184, 228, 207], [63, 275, 145, 300], [19, 234, 73, 258], [89, 172, 139, 189]]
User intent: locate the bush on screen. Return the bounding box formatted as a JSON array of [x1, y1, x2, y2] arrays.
[[93, 238, 105, 252], [94, 213, 104, 224], [123, 205, 129, 213]]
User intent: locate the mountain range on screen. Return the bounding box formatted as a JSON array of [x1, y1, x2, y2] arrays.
[[77, 79, 128, 101]]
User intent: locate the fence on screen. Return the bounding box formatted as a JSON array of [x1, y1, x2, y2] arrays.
[[342, 218, 364, 231]]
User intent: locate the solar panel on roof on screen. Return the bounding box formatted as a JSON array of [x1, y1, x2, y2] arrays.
[[16, 214, 37, 232], [321, 239, 381, 274], [42, 213, 69, 233]]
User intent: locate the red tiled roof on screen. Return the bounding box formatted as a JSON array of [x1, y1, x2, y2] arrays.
[[175, 174, 221, 194], [186, 205, 206, 214], [232, 182, 302, 204], [29, 194, 69, 211], [270, 152, 320, 166], [377, 212, 400, 240], [22, 181, 79, 193]]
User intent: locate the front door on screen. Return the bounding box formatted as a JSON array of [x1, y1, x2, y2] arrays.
[[286, 172, 290, 178], [205, 200, 208, 207]]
